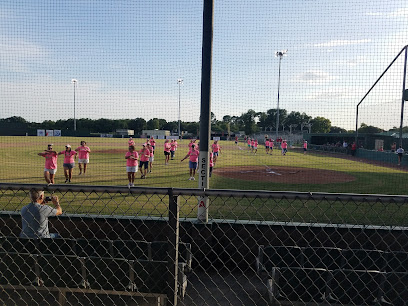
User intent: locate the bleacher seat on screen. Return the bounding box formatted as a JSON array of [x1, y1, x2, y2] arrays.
[[267, 267, 328, 303], [342, 249, 386, 271], [37, 238, 76, 256], [257, 245, 303, 273], [0, 237, 38, 254], [85, 257, 133, 291], [0, 252, 38, 286], [38, 254, 86, 288], [383, 272, 408, 305], [327, 269, 384, 305], [75, 238, 112, 258], [112, 239, 150, 260], [303, 247, 343, 270], [385, 251, 408, 272]]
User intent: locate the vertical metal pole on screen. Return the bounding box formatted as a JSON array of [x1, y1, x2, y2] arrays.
[[73, 82, 76, 131], [167, 188, 179, 306], [275, 57, 281, 140], [355, 105, 359, 145], [399, 47, 407, 147], [178, 82, 181, 139], [197, 0, 213, 223]]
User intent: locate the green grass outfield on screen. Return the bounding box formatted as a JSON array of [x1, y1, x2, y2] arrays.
[[1, 136, 407, 226], [1, 136, 407, 194]]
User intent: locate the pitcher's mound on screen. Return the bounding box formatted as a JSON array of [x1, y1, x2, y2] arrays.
[[214, 166, 355, 184]]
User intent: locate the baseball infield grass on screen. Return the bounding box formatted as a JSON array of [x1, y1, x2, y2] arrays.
[[0, 136, 407, 226]]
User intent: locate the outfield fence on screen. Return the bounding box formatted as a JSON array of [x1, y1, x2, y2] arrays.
[[0, 183, 408, 305]]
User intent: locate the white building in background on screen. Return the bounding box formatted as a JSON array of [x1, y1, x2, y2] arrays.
[[116, 129, 134, 136], [142, 130, 170, 139]]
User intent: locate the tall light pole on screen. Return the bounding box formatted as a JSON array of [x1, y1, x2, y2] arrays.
[[177, 78, 183, 139], [275, 50, 287, 139], [71, 79, 78, 131]]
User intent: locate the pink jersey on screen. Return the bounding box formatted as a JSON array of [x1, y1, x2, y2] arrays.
[[212, 143, 220, 152], [265, 140, 270, 147], [128, 140, 135, 146], [188, 149, 199, 162], [139, 148, 150, 162], [60, 151, 76, 164], [174, 141, 178, 149], [150, 139, 156, 146], [43, 152, 58, 169], [188, 142, 194, 148], [270, 141, 274, 148], [254, 140, 258, 147], [281, 142, 288, 149], [170, 142, 176, 151], [164, 143, 171, 152], [251, 140, 255, 146], [209, 152, 214, 167], [303, 142, 308, 149], [247, 140, 251, 145], [126, 151, 138, 167], [76, 146, 91, 159]]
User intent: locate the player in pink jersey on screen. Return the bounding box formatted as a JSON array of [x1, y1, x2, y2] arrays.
[[139, 144, 150, 179], [211, 140, 221, 163], [209, 151, 214, 178], [125, 145, 138, 187], [265, 139, 270, 154], [251, 139, 255, 153], [281, 140, 288, 156], [128, 137, 135, 146], [269, 139, 274, 154], [170, 140, 177, 160], [58, 145, 77, 183], [149, 137, 156, 152], [164, 140, 171, 165], [303, 140, 308, 154], [254, 139, 258, 154], [38, 144, 58, 185], [247, 138, 251, 151], [181, 144, 199, 180], [146, 143, 154, 173], [75, 141, 91, 175]]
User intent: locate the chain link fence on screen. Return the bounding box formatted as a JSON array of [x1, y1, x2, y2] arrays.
[[0, 183, 407, 305]]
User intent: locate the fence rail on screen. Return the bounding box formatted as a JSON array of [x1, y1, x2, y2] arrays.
[[0, 183, 407, 305]]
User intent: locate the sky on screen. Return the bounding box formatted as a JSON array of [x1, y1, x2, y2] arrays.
[[0, 0, 407, 130]]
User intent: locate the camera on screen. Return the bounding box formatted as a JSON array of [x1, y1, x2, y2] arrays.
[[45, 196, 52, 202]]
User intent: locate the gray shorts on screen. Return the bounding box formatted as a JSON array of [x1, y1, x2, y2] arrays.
[[63, 163, 75, 169]]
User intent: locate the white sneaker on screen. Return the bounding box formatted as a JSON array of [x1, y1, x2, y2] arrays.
[[188, 177, 192, 181], [191, 177, 195, 180], [128, 183, 132, 188], [131, 183, 134, 187]]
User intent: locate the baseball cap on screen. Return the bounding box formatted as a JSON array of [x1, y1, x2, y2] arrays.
[[47, 144, 53, 146], [66, 144, 71, 148]]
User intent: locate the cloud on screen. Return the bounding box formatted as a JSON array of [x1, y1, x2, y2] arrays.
[[0, 38, 48, 73], [314, 39, 371, 48], [294, 70, 336, 84], [365, 8, 408, 18], [388, 8, 408, 17]]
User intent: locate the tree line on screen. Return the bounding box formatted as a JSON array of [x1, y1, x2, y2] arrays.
[[0, 109, 393, 136]]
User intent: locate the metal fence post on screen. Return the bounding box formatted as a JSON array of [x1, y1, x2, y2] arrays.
[[197, 0, 214, 223], [167, 188, 179, 306]]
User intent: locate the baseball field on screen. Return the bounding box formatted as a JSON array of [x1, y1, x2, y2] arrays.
[[1, 136, 407, 194], [1, 136, 407, 225]]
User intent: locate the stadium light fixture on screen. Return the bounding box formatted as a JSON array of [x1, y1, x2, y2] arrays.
[[275, 50, 287, 140], [177, 78, 183, 139], [71, 79, 78, 131]]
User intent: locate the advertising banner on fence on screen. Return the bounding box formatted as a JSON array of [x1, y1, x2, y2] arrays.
[[53, 130, 61, 137], [37, 129, 45, 137], [46, 130, 54, 137]]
